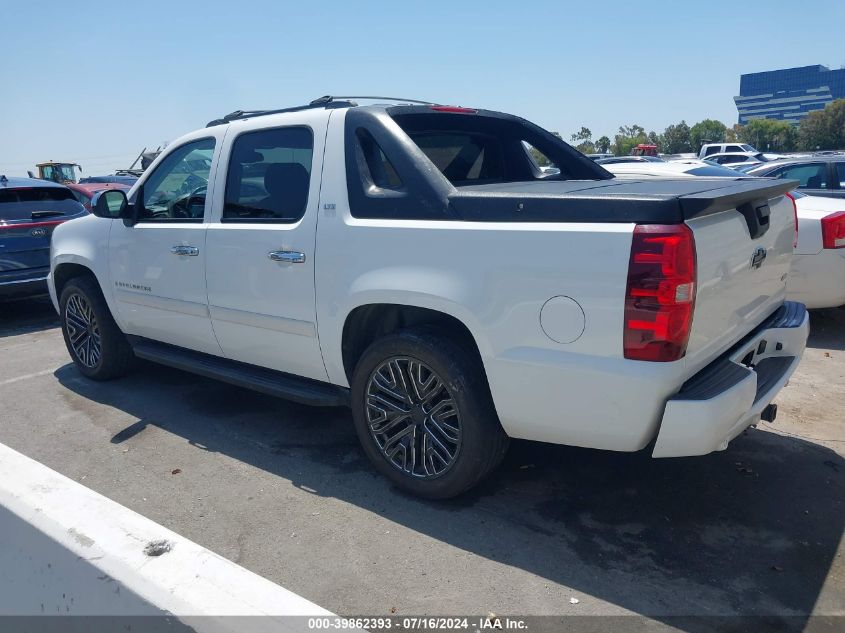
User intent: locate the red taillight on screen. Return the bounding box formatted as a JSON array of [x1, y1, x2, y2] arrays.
[[821, 211, 845, 249], [624, 224, 696, 362], [429, 105, 477, 113], [785, 192, 798, 249]]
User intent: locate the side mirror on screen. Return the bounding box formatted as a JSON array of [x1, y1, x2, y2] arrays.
[[91, 189, 128, 219]]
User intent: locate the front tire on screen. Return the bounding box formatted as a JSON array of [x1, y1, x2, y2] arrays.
[[59, 276, 133, 380], [351, 328, 509, 499]]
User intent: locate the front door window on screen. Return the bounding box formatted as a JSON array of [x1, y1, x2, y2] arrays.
[[140, 138, 216, 221]]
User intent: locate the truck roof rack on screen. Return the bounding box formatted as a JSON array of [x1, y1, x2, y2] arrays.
[[206, 95, 435, 127]]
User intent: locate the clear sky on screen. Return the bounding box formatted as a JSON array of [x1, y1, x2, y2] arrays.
[[2, 0, 843, 176]]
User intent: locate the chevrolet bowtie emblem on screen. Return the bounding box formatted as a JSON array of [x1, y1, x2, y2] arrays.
[[751, 247, 767, 270]]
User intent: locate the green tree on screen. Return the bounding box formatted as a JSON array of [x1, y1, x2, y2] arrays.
[[647, 131, 660, 148], [725, 124, 743, 142], [570, 127, 595, 154], [660, 121, 692, 154], [570, 127, 592, 143], [618, 124, 645, 139], [798, 99, 845, 151], [612, 124, 647, 156], [689, 119, 727, 152], [740, 119, 797, 152], [595, 136, 611, 153]]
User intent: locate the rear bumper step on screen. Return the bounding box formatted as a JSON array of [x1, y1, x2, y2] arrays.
[[652, 301, 809, 458]]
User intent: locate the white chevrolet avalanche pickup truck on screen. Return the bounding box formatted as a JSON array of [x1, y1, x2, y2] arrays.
[[49, 96, 809, 498]]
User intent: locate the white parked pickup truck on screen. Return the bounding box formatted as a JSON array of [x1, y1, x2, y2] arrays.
[[48, 96, 809, 498]]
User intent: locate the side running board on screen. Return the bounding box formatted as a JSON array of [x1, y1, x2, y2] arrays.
[[130, 338, 349, 407]]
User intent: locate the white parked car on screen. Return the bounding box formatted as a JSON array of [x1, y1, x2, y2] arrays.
[[607, 160, 748, 178], [705, 152, 770, 170], [699, 143, 780, 162], [48, 97, 808, 498], [605, 161, 845, 309], [789, 192, 845, 309], [700, 143, 759, 159]]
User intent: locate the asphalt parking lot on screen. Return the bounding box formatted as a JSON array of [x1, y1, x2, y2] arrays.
[[0, 297, 842, 630]]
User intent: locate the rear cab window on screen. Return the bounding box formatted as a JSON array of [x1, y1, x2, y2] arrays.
[[409, 132, 505, 184], [389, 110, 596, 185], [392, 114, 535, 185], [344, 106, 608, 220]]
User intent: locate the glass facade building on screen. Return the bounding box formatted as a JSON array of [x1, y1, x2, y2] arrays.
[[734, 65, 845, 125]]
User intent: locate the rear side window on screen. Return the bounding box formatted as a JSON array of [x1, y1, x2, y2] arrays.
[[773, 163, 827, 189], [836, 163, 845, 187], [224, 126, 313, 222], [0, 187, 83, 221], [357, 129, 403, 189]]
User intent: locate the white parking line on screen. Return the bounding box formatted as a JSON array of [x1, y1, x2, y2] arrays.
[[0, 367, 60, 387], [0, 442, 334, 630]]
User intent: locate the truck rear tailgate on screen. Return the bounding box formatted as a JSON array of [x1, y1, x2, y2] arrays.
[[678, 181, 797, 376]]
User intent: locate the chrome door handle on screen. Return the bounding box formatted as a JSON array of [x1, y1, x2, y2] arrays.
[[171, 245, 199, 256], [268, 250, 306, 264]]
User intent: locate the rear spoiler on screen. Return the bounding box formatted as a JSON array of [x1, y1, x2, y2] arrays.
[[680, 178, 798, 239], [678, 179, 798, 218]]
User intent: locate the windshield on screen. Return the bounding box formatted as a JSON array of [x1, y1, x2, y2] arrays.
[[40, 165, 76, 182]]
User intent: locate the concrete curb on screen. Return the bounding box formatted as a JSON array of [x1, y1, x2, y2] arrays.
[[0, 442, 333, 631]]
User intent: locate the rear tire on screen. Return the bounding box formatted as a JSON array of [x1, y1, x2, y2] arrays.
[[59, 276, 133, 380], [351, 327, 509, 499]]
